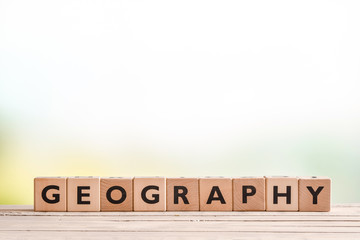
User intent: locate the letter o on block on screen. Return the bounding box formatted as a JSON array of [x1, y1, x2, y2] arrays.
[[100, 177, 133, 211], [34, 177, 67, 212], [133, 177, 166, 211]]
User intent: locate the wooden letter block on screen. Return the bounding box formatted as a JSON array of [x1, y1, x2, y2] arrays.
[[100, 177, 133, 212], [67, 177, 100, 212], [233, 177, 265, 211], [34, 177, 67, 212], [299, 176, 331, 212], [199, 178, 232, 211], [133, 177, 166, 211], [265, 176, 298, 211], [166, 178, 199, 211]]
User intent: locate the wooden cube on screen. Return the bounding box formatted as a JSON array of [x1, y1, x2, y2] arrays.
[[67, 177, 100, 212], [199, 177, 232, 211], [133, 177, 166, 211], [34, 177, 67, 212], [299, 176, 331, 212], [265, 176, 298, 211], [233, 177, 265, 211], [166, 178, 199, 211], [100, 177, 133, 212]]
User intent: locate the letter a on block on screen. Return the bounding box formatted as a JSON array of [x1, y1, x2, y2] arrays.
[[299, 176, 331, 212], [265, 176, 298, 211], [34, 177, 67, 212], [67, 177, 100, 212], [133, 177, 166, 211], [199, 177, 232, 211]]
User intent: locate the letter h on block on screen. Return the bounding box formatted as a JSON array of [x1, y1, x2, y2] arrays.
[[265, 176, 298, 211]]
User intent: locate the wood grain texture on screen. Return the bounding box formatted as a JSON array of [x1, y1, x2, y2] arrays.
[[100, 177, 133, 212], [34, 177, 67, 212], [67, 177, 100, 212], [299, 176, 331, 212], [265, 176, 299, 211], [233, 177, 265, 211], [199, 178, 232, 211], [166, 178, 199, 211], [0, 204, 360, 239], [133, 177, 166, 211]]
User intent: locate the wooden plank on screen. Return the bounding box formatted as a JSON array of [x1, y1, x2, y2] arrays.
[[0, 217, 359, 232], [2, 204, 360, 212], [0, 205, 359, 239], [1, 232, 360, 240], [1, 215, 360, 221]]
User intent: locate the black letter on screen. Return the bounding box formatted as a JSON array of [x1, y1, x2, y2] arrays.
[[141, 185, 159, 204], [206, 186, 226, 204], [273, 186, 291, 204], [42, 185, 60, 204], [174, 186, 189, 204], [77, 186, 90, 204], [106, 186, 127, 204], [242, 185, 256, 203], [306, 186, 324, 204]]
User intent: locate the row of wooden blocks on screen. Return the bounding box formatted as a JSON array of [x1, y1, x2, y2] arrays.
[[34, 176, 331, 212]]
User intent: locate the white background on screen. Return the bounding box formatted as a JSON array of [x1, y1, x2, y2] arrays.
[[1, 0, 360, 202]]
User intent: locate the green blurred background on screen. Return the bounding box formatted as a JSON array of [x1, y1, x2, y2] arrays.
[[1, 0, 360, 204]]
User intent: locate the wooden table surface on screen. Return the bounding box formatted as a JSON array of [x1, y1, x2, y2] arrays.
[[0, 204, 360, 239]]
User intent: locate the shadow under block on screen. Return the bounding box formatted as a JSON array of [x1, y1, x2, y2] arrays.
[[34, 177, 67, 212], [299, 176, 331, 212], [100, 177, 133, 212], [233, 177, 265, 211], [67, 177, 100, 212], [166, 178, 199, 211], [133, 177, 166, 211], [265, 176, 298, 211], [199, 178, 232, 211]]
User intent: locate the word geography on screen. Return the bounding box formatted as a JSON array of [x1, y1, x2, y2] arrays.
[[34, 176, 331, 212]]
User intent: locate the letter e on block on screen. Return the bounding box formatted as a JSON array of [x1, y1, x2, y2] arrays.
[[67, 177, 100, 212], [34, 177, 67, 212], [299, 176, 331, 212], [133, 177, 166, 211], [265, 176, 298, 211]]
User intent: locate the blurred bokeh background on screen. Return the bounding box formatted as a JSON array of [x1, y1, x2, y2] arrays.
[[1, 0, 360, 204]]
